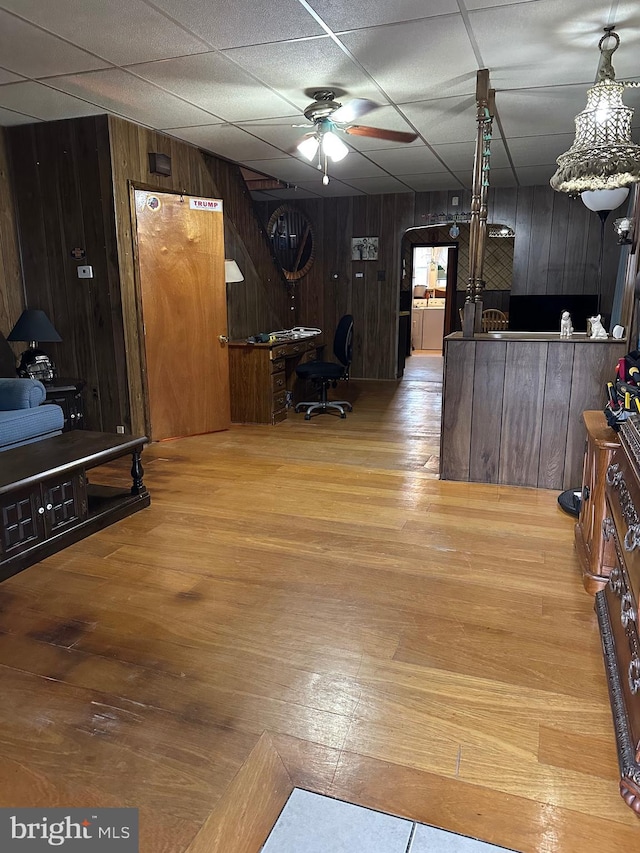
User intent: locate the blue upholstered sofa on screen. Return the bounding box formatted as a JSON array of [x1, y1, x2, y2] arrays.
[[0, 378, 64, 452]]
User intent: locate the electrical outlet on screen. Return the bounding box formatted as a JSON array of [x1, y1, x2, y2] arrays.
[[451, 196, 459, 206], [116, 425, 125, 434]]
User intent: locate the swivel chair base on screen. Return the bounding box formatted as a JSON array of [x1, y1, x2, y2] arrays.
[[295, 399, 353, 420]]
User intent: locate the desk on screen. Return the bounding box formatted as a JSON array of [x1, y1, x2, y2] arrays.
[[228, 336, 323, 424]]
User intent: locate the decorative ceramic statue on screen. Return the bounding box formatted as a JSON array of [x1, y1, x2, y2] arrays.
[[560, 311, 573, 338], [589, 314, 608, 339]]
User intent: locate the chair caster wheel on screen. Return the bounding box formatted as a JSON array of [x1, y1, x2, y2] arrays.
[[305, 414, 311, 421], [340, 413, 346, 418]]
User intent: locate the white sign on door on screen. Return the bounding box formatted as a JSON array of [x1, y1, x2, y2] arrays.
[[189, 198, 223, 212]]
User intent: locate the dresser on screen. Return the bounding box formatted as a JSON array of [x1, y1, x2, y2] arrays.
[[578, 412, 640, 815], [228, 336, 323, 424]]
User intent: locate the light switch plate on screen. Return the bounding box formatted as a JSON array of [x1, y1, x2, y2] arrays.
[[77, 265, 93, 278]]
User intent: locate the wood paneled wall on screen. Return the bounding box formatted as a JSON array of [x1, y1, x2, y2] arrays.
[[441, 337, 627, 489], [3, 116, 287, 433], [107, 117, 288, 434], [257, 184, 622, 380], [0, 128, 25, 376]]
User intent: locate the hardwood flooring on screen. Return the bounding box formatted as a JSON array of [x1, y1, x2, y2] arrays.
[[0, 354, 636, 851]]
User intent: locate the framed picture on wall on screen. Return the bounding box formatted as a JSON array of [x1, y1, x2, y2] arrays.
[[352, 237, 379, 261]]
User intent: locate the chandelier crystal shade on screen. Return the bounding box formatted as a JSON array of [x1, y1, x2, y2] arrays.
[[550, 29, 640, 195]]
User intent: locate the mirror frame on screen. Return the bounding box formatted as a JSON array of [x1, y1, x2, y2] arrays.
[[267, 204, 316, 281]]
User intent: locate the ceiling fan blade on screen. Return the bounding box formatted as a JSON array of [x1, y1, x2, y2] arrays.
[[345, 125, 418, 143], [331, 98, 379, 123]]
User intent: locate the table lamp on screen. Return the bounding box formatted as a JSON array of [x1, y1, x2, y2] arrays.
[[7, 309, 62, 381]]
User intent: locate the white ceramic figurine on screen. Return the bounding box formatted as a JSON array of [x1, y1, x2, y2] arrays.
[[588, 314, 608, 339], [560, 311, 573, 338]]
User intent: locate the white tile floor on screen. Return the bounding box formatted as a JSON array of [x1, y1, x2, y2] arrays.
[[261, 789, 517, 853]]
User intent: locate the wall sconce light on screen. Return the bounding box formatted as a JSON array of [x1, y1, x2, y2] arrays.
[[224, 259, 244, 283], [550, 27, 640, 196], [614, 216, 634, 245]]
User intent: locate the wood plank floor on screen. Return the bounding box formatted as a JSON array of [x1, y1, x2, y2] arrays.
[[1, 353, 637, 851]]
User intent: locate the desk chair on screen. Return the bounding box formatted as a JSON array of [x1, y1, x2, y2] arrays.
[[481, 308, 508, 332], [295, 315, 354, 420]]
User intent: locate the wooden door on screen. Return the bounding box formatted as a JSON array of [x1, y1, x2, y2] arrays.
[[134, 190, 230, 441]]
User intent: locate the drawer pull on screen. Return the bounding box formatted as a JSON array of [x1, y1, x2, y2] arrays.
[[609, 566, 623, 595], [276, 378, 284, 387], [621, 591, 637, 628], [629, 657, 640, 695], [624, 525, 640, 552], [607, 462, 622, 486], [603, 516, 615, 540]]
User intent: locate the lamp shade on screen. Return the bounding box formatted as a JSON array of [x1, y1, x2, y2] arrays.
[[550, 30, 640, 195], [7, 309, 61, 343], [581, 187, 629, 212], [224, 259, 244, 283]]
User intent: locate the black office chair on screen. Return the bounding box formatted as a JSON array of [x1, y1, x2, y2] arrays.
[[295, 315, 354, 420]]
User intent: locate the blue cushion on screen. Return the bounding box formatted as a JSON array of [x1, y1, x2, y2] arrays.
[[0, 404, 64, 450], [0, 378, 46, 410]]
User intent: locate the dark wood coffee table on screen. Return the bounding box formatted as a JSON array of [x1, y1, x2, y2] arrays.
[[0, 430, 150, 582]]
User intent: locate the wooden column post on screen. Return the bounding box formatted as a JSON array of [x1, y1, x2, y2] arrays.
[[464, 70, 495, 338]]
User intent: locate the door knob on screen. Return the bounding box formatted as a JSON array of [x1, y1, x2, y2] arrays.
[[218, 335, 229, 344]]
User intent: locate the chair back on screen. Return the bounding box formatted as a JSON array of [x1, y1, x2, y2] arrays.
[[333, 315, 354, 368], [481, 309, 508, 332]]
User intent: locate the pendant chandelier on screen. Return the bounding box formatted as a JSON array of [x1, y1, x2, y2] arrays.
[[550, 27, 640, 196]]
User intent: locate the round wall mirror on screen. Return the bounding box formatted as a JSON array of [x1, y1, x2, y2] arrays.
[[267, 205, 315, 281]]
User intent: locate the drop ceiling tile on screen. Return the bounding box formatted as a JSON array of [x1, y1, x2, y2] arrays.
[[296, 179, 364, 196], [432, 138, 510, 171], [165, 124, 286, 160], [150, 0, 324, 49], [237, 117, 319, 151], [457, 171, 474, 187], [400, 172, 466, 191], [0, 104, 39, 125], [366, 145, 445, 174], [0, 81, 105, 121], [221, 37, 381, 111], [49, 69, 220, 128], [242, 158, 321, 182], [127, 54, 296, 122], [339, 175, 414, 194], [263, 187, 322, 199], [505, 133, 575, 167], [486, 167, 518, 188], [514, 164, 558, 186], [469, 0, 618, 90], [466, 0, 542, 7], [0, 67, 26, 85], [0, 0, 209, 65], [400, 95, 477, 144], [339, 16, 477, 103], [497, 85, 593, 138], [0, 10, 108, 78], [324, 151, 387, 180], [309, 0, 458, 30]]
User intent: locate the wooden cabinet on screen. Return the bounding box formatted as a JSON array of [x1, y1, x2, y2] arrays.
[[228, 337, 323, 424], [579, 413, 640, 815], [575, 410, 619, 593], [0, 472, 87, 562], [0, 431, 150, 582], [43, 379, 85, 431]]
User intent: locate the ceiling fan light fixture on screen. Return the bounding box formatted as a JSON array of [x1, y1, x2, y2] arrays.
[[322, 131, 349, 162], [297, 135, 320, 161]]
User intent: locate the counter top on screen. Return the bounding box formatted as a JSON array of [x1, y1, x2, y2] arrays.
[[445, 331, 627, 343]]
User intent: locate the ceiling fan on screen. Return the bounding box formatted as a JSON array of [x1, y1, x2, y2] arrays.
[[293, 90, 418, 184]]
